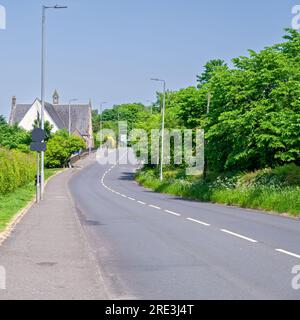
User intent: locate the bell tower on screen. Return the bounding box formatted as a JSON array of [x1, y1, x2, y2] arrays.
[[52, 89, 59, 105]]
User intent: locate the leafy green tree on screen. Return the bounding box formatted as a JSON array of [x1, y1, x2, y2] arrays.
[[45, 130, 86, 168], [197, 59, 227, 86], [204, 29, 300, 171], [167, 87, 205, 129], [91, 29, 300, 174]]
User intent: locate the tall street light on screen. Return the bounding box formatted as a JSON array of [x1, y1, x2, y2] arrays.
[[69, 99, 78, 135], [151, 78, 166, 182], [40, 5, 67, 199]]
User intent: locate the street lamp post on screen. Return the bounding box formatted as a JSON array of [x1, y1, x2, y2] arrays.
[[40, 5, 67, 199], [151, 78, 166, 182], [69, 99, 78, 135]]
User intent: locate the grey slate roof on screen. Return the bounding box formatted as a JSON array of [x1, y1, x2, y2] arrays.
[[44, 102, 67, 129], [11, 101, 91, 136], [11, 104, 32, 124], [55, 104, 91, 135]]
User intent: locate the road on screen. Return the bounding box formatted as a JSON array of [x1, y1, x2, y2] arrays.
[[69, 149, 300, 300]]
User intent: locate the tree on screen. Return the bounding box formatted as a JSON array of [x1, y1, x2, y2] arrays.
[[197, 59, 227, 86], [45, 130, 86, 168], [204, 29, 300, 171]]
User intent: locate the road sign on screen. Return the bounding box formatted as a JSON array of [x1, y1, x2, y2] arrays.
[[32, 128, 46, 142], [30, 142, 47, 152]]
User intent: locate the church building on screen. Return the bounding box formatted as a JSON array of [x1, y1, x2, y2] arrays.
[[9, 90, 94, 148]]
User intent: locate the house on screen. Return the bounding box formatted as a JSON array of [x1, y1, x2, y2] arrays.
[[9, 90, 94, 148]]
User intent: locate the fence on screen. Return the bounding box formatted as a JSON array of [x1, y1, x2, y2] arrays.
[[69, 148, 97, 167]]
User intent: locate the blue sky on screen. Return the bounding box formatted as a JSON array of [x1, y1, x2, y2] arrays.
[[0, 0, 297, 117]]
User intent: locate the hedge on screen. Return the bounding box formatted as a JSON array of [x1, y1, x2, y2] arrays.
[[0, 148, 36, 195]]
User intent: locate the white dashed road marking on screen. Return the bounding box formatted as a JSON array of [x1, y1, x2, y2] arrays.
[[187, 218, 210, 226], [100, 161, 298, 259], [164, 210, 181, 217], [275, 249, 300, 259], [221, 229, 258, 243], [149, 205, 161, 210]]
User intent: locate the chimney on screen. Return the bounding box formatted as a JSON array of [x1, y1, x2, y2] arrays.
[[12, 96, 16, 108], [9, 96, 17, 125]]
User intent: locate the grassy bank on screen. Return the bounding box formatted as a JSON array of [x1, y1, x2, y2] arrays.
[[0, 169, 60, 232], [136, 165, 300, 217]]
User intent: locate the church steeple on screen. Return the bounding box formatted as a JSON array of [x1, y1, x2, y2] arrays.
[[52, 89, 59, 105]]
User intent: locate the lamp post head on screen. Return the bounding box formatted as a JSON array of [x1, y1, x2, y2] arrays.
[[43, 5, 68, 10], [151, 78, 165, 83], [54, 5, 68, 9]]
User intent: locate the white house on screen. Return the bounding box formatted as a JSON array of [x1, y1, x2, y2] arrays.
[[9, 90, 94, 148]]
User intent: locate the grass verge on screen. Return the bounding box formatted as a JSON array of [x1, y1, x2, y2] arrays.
[[0, 169, 60, 232], [136, 167, 300, 217]]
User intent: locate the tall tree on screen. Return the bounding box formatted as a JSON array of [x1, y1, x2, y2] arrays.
[[197, 59, 227, 86]]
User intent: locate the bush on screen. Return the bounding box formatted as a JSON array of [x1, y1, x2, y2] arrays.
[[0, 148, 36, 195], [237, 164, 300, 188], [45, 130, 86, 168], [0, 123, 31, 150], [136, 164, 300, 216]]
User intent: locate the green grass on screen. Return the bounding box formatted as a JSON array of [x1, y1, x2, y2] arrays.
[[0, 169, 60, 232], [136, 166, 300, 217]]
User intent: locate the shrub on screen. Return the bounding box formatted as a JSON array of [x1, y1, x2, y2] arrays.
[[237, 164, 300, 188], [45, 130, 86, 168], [136, 164, 300, 216], [0, 148, 36, 195]]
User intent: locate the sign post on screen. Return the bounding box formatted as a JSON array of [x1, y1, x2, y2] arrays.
[[30, 128, 47, 203]]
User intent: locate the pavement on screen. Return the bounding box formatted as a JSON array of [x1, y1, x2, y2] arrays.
[[1, 149, 300, 300], [0, 155, 109, 300]]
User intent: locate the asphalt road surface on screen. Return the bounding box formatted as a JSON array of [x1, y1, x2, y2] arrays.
[[69, 149, 300, 300]]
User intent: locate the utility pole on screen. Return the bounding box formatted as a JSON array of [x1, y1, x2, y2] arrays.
[[36, 153, 40, 203]]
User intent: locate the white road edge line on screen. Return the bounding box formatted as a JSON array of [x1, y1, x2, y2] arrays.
[[275, 249, 300, 259], [187, 217, 210, 226], [221, 229, 258, 243], [137, 201, 146, 205], [149, 205, 161, 210], [165, 210, 181, 217], [128, 197, 135, 201]]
